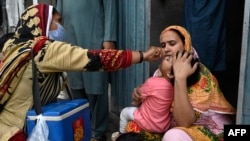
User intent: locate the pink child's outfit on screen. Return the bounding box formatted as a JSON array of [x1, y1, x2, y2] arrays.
[[119, 77, 174, 133]]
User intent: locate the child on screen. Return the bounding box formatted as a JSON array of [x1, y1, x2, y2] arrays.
[[112, 55, 175, 141]]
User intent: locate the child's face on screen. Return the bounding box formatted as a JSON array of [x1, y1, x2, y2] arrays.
[[159, 56, 173, 80]]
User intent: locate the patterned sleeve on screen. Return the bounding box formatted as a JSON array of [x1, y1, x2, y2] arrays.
[[35, 41, 132, 72], [86, 49, 132, 71]]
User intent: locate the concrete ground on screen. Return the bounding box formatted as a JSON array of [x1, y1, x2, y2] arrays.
[[105, 85, 120, 141], [106, 112, 120, 141]]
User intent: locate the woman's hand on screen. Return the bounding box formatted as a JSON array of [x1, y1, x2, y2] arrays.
[[102, 41, 116, 49], [172, 51, 198, 127], [143, 46, 165, 62], [131, 46, 164, 64], [131, 86, 142, 106], [172, 51, 198, 80]]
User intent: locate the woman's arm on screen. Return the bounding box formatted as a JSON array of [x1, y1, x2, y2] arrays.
[[173, 77, 196, 127], [87, 46, 163, 71], [37, 41, 164, 72], [172, 51, 199, 127]]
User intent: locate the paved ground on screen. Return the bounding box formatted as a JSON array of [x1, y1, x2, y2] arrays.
[[105, 85, 120, 141], [106, 112, 120, 141]]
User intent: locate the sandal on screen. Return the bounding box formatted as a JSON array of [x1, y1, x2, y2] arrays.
[[91, 135, 106, 141], [111, 132, 120, 141]]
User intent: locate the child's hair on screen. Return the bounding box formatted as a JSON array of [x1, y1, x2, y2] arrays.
[[187, 57, 200, 87], [116, 132, 143, 141], [161, 53, 200, 86]]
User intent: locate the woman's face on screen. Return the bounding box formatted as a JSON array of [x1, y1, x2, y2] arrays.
[[49, 12, 62, 31], [48, 11, 65, 41], [160, 30, 185, 57]]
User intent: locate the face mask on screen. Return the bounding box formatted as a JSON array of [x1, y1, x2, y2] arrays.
[[48, 22, 65, 41]]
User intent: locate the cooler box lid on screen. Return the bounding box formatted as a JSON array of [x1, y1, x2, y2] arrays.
[[27, 99, 89, 121]]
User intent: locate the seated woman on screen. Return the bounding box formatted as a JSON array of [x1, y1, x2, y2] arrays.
[[130, 25, 236, 141], [112, 50, 200, 141]]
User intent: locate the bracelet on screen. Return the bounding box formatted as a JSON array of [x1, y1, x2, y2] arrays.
[[138, 50, 144, 63]]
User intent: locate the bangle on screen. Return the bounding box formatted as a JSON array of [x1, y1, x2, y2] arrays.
[[138, 51, 144, 63]]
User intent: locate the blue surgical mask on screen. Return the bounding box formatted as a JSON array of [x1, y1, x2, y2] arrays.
[[48, 22, 65, 41]]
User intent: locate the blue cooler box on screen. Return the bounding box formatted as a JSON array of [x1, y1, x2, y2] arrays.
[[26, 99, 91, 141]]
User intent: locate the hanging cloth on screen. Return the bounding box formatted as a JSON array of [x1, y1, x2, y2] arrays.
[[33, 0, 38, 5], [183, 0, 226, 71], [6, 0, 25, 30]]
